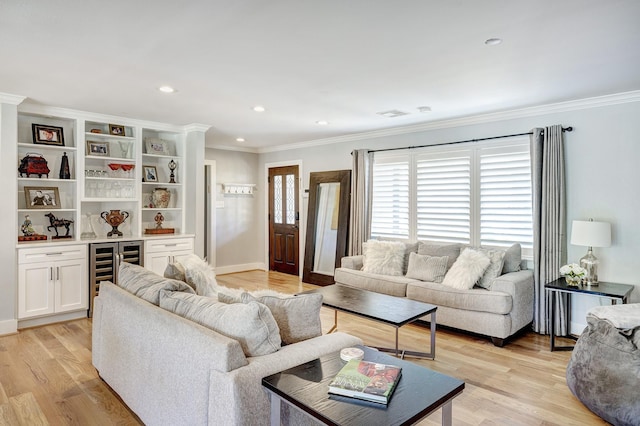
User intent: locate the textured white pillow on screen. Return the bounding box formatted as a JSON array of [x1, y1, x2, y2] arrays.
[[476, 248, 506, 289], [441, 248, 491, 290], [405, 252, 449, 283], [362, 240, 406, 276], [178, 254, 218, 297]]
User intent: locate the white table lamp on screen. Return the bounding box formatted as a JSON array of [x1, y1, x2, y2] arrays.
[[570, 219, 611, 285]]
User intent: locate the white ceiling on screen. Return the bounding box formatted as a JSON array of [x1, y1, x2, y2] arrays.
[[1, 0, 640, 150]]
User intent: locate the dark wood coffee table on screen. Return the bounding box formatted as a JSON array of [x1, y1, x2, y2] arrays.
[[262, 345, 464, 426], [299, 284, 437, 359]]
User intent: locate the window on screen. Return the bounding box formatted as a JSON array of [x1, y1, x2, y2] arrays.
[[370, 138, 532, 255]]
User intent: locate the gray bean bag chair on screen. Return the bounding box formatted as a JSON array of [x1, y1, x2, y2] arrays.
[[566, 304, 640, 426]]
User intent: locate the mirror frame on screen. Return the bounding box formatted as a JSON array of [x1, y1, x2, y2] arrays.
[[303, 169, 351, 286]]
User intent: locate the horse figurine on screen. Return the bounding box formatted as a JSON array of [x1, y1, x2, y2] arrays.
[[45, 213, 74, 239]]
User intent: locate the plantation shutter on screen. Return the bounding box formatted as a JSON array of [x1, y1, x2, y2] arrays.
[[415, 150, 471, 243], [370, 155, 410, 239], [479, 144, 533, 249]]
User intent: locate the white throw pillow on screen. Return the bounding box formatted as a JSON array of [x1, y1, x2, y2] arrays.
[[362, 240, 406, 276], [178, 254, 218, 297], [441, 248, 491, 290], [405, 252, 449, 283]]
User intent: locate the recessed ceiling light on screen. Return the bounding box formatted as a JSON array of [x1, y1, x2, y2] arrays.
[[484, 38, 502, 46], [158, 86, 175, 93], [253, 105, 265, 112], [236, 137, 245, 143], [316, 120, 329, 125]]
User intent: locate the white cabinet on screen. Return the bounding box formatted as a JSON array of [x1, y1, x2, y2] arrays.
[[144, 237, 194, 276], [18, 245, 87, 319]]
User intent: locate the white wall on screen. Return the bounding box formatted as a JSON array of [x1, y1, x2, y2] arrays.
[[205, 148, 263, 273]]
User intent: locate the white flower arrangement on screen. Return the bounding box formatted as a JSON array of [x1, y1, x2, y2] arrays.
[[560, 263, 586, 278]]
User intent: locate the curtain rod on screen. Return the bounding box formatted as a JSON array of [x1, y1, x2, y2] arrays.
[[366, 126, 573, 154]]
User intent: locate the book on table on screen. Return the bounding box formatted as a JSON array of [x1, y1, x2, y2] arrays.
[[328, 359, 402, 404]]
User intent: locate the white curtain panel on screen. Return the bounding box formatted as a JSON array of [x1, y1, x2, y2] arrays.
[[530, 125, 567, 335], [348, 149, 373, 255]]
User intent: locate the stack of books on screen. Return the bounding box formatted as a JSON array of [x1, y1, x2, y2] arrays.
[[328, 359, 402, 404]]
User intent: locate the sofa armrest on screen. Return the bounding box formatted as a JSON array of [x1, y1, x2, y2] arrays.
[[492, 269, 534, 332], [341, 255, 364, 270]]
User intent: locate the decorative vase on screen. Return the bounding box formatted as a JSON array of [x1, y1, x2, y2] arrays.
[[565, 275, 582, 287], [152, 188, 171, 208], [101, 209, 129, 237]]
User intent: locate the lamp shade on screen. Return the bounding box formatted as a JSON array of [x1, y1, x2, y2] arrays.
[[570, 220, 611, 248]]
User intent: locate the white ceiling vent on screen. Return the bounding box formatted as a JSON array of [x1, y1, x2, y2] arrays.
[[376, 109, 410, 118]]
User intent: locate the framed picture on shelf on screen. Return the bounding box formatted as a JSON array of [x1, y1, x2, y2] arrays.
[[109, 124, 126, 136], [24, 186, 61, 209], [143, 165, 158, 182], [32, 124, 64, 146], [87, 140, 110, 156], [144, 138, 171, 155]]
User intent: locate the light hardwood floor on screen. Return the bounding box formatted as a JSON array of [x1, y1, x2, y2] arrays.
[[0, 270, 606, 425]]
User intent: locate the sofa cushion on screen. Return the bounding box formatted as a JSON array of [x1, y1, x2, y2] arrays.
[[379, 239, 419, 274], [417, 241, 463, 271], [118, 262, 195, 305], [241, 292, 323, 344], [406, 281, 513, 315], [159, 291, 281, 357], [362, 240, 406, 276], [476, 248, 506, 290], [164, 261, 186, 283], [405, 252, 448, 283], [441, 248, 491, 290], [334, 268, 414, 297], [502, 243, 522, 274]]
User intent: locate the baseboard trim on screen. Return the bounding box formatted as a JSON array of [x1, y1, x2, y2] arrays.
[[0, 319, 18, 336], [18, 310, 87, 330], [215, 263, 267, 275]]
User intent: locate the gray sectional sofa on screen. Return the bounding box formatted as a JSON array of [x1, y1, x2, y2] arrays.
[[92, 263, 361, 426], [334, 241, 534, 346]]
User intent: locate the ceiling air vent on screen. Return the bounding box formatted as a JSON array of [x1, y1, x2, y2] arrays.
[[376, 109, 410, 118]]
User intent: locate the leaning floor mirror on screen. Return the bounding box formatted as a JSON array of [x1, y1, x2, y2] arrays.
[[303, 169, 351, 286]]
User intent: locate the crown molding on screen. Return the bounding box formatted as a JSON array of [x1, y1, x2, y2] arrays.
[[258, 90, 640, 154], [207, 143, 259, 154], [183, 123, 211, 133], [0, 93, 26, 105]]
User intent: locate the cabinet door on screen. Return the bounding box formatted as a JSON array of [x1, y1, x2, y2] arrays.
[[55, 259, 88, 313], [146, 252, 173, 276], [18, 262, 55, 319]]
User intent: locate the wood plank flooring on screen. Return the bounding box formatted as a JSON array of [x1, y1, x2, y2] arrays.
[[0, 270, 606, 425]]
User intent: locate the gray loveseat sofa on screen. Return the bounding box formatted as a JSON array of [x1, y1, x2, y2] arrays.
[[93, 263, 361, 426], [334, 241, 534, 346]]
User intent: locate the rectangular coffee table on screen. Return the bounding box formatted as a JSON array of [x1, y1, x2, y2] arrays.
[[299, 284, 437, 359], [262, 345, 464, 426]]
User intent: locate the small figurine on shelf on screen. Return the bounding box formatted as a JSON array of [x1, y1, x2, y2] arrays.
[[154, 212, 165, 229], [45, 213, 73, 239], [168, 159, 177, 184], [18, 215, 48, 241], [59, 152, 71, 179]]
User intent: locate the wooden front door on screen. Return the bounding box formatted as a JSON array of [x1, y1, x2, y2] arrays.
[[268, 166, 299, 276]]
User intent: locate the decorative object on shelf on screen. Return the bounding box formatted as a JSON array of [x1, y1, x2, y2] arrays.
[[90, 128, 102, 134], [144, 138, 170, 155], [222, 183, 256, 195], [18, 214, 47, 242], [87, 140, 110, 156], [24, 186, 60, 209], [32, 123, 64, 147], [80, 213, 97, 239], [143, 165, 158, 182], [151, 187, 171, 208], [18, 153, 50, 178], [144, 211, 175, 234], [109, 124, 125, 136], [59, 152, 71, 179], [101, 209, 129, 237], [45, 212, 73, 239], [570, 218, 612, 285], [560, 263, 587, 287], [118, 140, 130, 159], [168, 159, 177, 183]]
